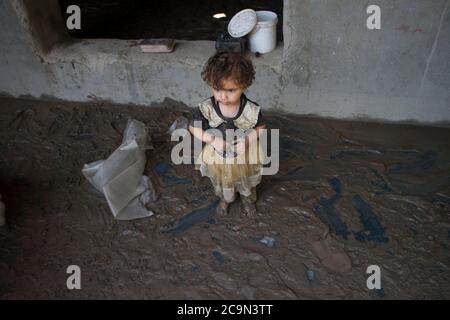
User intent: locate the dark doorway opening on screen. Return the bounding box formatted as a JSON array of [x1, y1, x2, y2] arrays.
[[59, 0, 283, 42]]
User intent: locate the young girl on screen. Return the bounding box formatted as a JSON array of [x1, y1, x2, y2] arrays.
[[188, 51, 266, 217]]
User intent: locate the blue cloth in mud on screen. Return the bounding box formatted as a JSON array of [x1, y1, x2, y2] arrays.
[[352, 195, 388, 243], [162, 200, 219, 235], [155, 161, 191, 186], [314, 177, 349, 239], [389, 151, 437, 175], [212, 251, 225, 265]]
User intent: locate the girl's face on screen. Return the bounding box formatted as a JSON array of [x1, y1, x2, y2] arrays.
[[212, 78, 245, 107]]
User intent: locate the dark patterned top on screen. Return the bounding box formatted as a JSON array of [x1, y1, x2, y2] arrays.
[[190, 94, 265, 135]]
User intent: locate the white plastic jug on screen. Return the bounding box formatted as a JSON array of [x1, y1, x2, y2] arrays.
[[249, 11, 278, 54]]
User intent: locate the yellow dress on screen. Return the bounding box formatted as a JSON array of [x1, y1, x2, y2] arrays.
[[193, 97, 265, 203]]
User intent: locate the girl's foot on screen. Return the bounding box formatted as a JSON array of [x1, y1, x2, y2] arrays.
[[216, 201, 229, 216], [241, 199, 257, 217]]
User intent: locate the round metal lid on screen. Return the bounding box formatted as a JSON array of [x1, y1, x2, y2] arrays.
[[227, 9, 257, 38]]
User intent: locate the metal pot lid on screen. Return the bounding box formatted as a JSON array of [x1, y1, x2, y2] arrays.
[[227, 9, 257, 38]]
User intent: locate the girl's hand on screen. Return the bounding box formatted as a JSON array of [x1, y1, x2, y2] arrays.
[[234, 137, 248, 155], [211, 137, 230, 152]]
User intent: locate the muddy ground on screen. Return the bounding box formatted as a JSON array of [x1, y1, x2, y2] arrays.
[[0, 96, 449, 299]]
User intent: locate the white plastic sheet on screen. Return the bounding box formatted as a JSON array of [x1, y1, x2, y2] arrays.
[[167, 115, 188, 135], [82, 119, 156, 220]]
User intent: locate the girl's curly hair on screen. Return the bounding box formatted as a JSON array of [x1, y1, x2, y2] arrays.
[[201, 51, 255, 89]]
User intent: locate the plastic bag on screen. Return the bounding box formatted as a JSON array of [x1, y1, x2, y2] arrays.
[[82, 119, 156, 220], [167, 115, 188, 135]]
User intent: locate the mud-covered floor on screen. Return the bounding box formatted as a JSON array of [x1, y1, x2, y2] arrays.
[[0, 97, 449, 299]]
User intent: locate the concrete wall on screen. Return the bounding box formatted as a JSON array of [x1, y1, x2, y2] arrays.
[[282, 0, 450, 123], [0, 0, 449, 125]]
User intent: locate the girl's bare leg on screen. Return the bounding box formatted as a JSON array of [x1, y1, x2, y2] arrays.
[[216, 200, 229, 216], [241, 188, 257, 217]]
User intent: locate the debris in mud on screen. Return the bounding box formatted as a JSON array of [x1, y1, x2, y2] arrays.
[[82, 119, 156, 220], [1, 97, 450, 299], [314, 178, 350, 240], [351, 195, 388, 243], [154, 161, 192, 186], [376, 288, 386, 298], [259, 236, 276, 247], [162, 200, 219, 235], [306, 269, 316, 283], [168, 116, 189, 135], [212, 251, 225, 265]]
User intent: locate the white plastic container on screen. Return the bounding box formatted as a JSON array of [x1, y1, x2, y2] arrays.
[[228, 9, 278, 54], [249, 11, 278, 54]]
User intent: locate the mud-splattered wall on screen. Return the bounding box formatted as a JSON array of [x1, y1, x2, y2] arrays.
[[0, 0, 449, 124], [281, 0, 450, 123]]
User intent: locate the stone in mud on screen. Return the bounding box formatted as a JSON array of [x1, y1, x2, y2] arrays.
[[306, 231, 352, 273], [259, 236, 276, 247]]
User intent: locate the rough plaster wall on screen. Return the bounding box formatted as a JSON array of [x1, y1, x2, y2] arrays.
[[0, 0, 449, 124], [0, 0, 282, 109], [15, 0, 68, 54], [0, 0, 49, 98], [44, 41, 209, 106], [282, 0, 450, 123]]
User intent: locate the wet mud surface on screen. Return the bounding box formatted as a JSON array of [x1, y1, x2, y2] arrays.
[[0, 97, 449, 299]]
